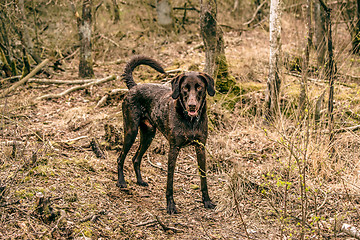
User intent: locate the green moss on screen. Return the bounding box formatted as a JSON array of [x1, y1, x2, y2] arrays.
[[215, 54, 239, 94]]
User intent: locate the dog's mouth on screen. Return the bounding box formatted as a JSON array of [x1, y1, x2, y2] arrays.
[[187, 106, 198, 117]]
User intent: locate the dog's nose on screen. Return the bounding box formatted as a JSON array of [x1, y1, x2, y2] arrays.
[[188, 104, 196, 111]]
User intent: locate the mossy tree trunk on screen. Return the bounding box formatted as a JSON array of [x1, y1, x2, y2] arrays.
[[78, 0, 94, 79], [265, 0, 282, 119], [200, 0, 234, 93], [352, 0, 360, 54]]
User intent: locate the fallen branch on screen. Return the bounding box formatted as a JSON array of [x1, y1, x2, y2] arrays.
[[0, 140, 26, 147], [0, 199, 21, 208], [135, 219, 157, 227], [0, 59, 49, 98], [28, 78, 95, 85], [0, 75, 21, 84], [340, 223, 360, 239], [79, 210, 106, 223], [95, 88, 128, 108], [36, 75, 117, 100], [155, 215, 184, 233]]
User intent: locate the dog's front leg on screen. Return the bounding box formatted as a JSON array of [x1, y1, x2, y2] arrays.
[[195, 144, 216, 209], [166, 145, 180, 214]]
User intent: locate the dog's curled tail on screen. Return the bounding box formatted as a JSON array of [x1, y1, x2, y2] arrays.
[[122, 55, 166, 89]]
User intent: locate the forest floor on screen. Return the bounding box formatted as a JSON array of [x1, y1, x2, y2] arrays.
[[1, 11, 360, 240]]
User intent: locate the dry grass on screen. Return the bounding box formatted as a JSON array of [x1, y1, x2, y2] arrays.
[[1, 0, 360, 239]]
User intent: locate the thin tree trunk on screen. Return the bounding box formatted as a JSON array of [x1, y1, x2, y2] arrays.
[[265, 0, 282, 119], [78, 0, 94, 78], [314, 0, 326, 68], [318, 0, 335, 152], [299, 0, 312, 117], [112, 0, 120, 23]]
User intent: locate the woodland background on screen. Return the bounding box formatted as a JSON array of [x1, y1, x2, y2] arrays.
[[1, 0, 360, 239]]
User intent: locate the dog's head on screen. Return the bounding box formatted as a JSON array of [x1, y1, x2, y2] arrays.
[[171, 72, 215, 117]]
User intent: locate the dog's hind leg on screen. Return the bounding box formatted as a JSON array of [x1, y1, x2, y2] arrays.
[[132, 119, 156, 187], [117, 107, 141, 189]]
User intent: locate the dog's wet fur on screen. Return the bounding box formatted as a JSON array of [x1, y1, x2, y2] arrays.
[[117, 55, 216, 214]]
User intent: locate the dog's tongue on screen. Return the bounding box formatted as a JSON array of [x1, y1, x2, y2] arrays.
[[188, 111, 197, 117]]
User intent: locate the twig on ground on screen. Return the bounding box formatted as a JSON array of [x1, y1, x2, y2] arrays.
[[155, 215, 184, 233], [0, 200, 21, 208], [36, 75, 117, 100], [0, 59, 50, 98], [135, 219, 157, 227], [79, 210, 106, 223], [95, 88, 128, 108]]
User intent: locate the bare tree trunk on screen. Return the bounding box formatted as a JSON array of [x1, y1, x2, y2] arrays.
[[18, 0, 42, 64], [314, 0, 326, 68], [156, 0, 173, 28], [200, 0, 233, 93], [299, 0, 312, 117], [265, 0, 282, 119], [318, 0, 335, 152], [200, 0, 217, 77], [78, 0, 94, 78], [112, 0, 120, 23]]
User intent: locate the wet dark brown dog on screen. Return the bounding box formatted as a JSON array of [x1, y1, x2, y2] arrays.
[[117, 55, 216, 214]]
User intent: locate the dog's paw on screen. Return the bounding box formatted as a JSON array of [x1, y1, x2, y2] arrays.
[[166, 200, 178, 214], [116, 181, 128, 189], [203, 200, 216, 209], [136, 180, 149, 187]]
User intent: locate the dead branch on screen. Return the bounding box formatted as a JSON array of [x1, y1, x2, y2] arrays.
[[0, 59, 49, 98], [334, 125, 360, 133], [61, 136, 88, 143], [0, 199, 21, 208], [243, 0, 267, 26], [0, 140, 26, 147], [99, 34, 120, 47], [155, 215, 184, 233], [36, 75, 117, 100], [95, 88, 128, 108], [28, 78, 95, 85], [79, 210, 106, 223], [135, 219, 157, 227], [340, 223, 360, 239]]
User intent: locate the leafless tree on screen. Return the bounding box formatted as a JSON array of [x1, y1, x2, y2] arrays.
[[265, 0, 282, 119], [78, 0, 94, 78], [314, 0, 326, 68]]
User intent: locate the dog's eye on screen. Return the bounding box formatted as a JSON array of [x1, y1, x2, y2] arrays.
[[196, 86, 203, 91], [182, 86, 189, 91]]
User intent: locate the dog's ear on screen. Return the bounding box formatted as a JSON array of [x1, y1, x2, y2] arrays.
[[198, 73, 215, 96], [171, 74, 185, 99]]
